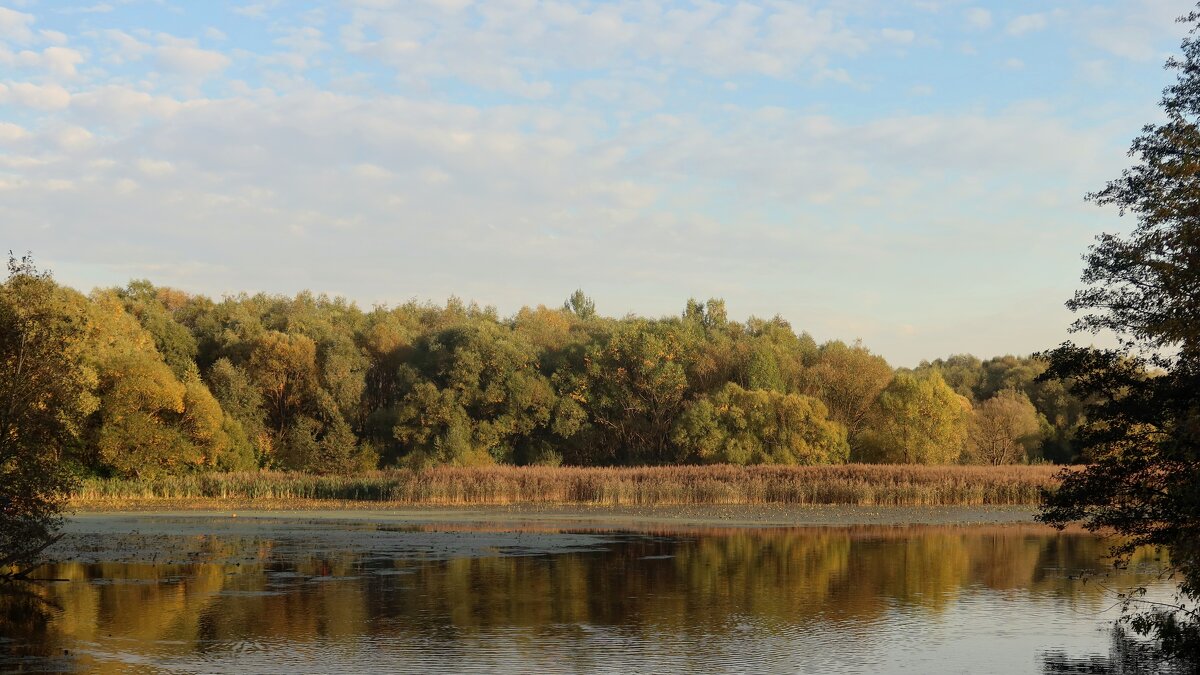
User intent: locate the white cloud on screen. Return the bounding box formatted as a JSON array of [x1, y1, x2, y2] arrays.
[[1003, 57, 1025, 70], [2, 46, 85, 77], [0, 122, 31, 143], [40, 46, 85, 77], [234, 3, 278, 20], [339, 1, 869, 91], [69, 85, 184, 128], [64, 4, 115, 14], [1082, 0, 1191, 62], [273, 26, 327, 55], [102, 29, 151, 64], [881, 28, 915, 44], [1006, 13, 1048, 36], [56, 126, 94, 150], [0, 7, 35, 44], [965, 8, 992, 30], [136, 158, 175, 176], [40, 30, 69, 45], [155, 40, 232, 79], [0, 81, 72, 109]]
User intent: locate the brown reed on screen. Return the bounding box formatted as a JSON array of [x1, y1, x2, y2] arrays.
[[74, 464, 1066, 507]]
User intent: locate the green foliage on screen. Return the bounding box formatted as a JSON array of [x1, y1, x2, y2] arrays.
[[206, 358, 268, 466], [277, 414, 375, 474], [568, 319, 694, 464], [858, 371, 968, 465], [563, 289, 596, 320], [806, 340, 894, 449], [115, 280, 199, 379], [917, 353, 1085, 462], [0, 255, 90, 568], [673, 383, 849, 465], [392, 324, 557, 466]]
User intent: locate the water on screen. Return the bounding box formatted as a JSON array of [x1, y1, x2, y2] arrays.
[[0, 517, 1185, 673]]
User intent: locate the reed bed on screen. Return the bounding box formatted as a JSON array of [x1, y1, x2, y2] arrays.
[[75, 464, 1066, 507]]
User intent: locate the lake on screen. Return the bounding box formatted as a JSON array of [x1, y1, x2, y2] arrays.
[[0, 513, 1184, 673]]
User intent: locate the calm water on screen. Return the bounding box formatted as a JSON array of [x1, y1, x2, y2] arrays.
[[0, 516, 1183, 674]]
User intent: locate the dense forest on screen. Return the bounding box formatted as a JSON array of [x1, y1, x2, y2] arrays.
[[3, 268, 1088, 478]]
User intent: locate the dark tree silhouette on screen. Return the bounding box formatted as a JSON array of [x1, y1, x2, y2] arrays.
[[1038, 5, 1200, 661]]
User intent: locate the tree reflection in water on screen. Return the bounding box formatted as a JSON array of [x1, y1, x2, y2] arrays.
[[1041, 625, 1195, 674], [0, 523, 1186, 673]]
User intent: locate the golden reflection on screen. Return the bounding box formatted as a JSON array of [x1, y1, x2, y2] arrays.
[[0, 525, 1162, 672]]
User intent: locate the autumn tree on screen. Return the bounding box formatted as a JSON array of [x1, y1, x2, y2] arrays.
[[86, 293, 238, 477], [115, 280, 199, 379], [805, 340, 894, 449], [247, 331, 320, 438], [0, 256, 91, 570], [966, 390, 1043, 465]]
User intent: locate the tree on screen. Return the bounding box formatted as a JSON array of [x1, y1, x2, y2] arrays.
[[916, 354, 982, 400], [391, 324, 559, 466], [247, 331, 320, 438], [1038, 6, 1200, 660], [858, 371, 968, 465], [568, 320, 694, 464], [563, 289, 596, 320], [965, 390, 1043, 465], [805, 341, 894, 449], [0, 255, 91, 572], [206, 358, 268, 467], [672, 383, 849, 465], [115, 280, 199, 379]]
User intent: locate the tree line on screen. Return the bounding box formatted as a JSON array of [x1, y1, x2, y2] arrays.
[[1, 265, 1088, 480]]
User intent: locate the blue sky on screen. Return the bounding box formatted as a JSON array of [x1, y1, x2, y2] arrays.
[[0, 0, 1193, 365]]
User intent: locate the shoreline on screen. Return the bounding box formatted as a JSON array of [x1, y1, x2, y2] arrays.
[[68, 502, 1044, 528], [46, 504, 1090, 567]]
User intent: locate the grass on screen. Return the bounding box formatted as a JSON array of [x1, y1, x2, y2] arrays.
[[74, 464, 1066, 508]]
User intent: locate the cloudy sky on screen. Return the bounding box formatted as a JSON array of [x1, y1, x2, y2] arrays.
[[0, 0, 1192, 365]]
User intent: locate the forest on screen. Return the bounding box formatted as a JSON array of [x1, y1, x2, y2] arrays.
[[0, 266, 1087, 479]]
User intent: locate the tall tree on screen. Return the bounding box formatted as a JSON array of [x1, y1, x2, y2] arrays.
[[563, 289, 596, 320], [0, 256, 91, 570], [1038, 6, 1200, 659], [247, 331, 320, 438]]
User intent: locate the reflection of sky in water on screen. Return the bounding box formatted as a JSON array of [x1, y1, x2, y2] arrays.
[[0, 518, 1184, 674]]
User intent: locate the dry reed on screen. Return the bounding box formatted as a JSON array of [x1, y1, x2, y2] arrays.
[[74, 464, 1066, 507]]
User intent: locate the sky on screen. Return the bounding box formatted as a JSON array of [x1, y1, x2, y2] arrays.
[[0, 0, 1194, 366]]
